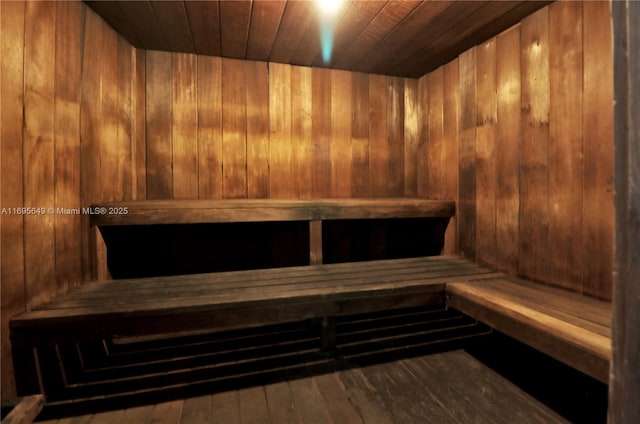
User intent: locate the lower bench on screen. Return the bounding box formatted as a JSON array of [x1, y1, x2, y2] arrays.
[[447, 277, 611, 383], [10, 256, 501, 396]]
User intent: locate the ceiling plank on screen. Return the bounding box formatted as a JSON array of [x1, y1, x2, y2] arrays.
[[116, 0, 169, 51], [417, 1, 552, 76], [184, 1, 221, 57], [354, 1, 455, 75], [270, 0, 316, 64], [246, 0, 286, 61], [311, 0, 387, 68], [220, 0, 253, 59], [150, 1, 194, 53], [333, 1, 422, 72], [85, 1, 143, 48]]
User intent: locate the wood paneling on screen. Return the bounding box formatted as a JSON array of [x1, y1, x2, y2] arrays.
[[548, 1, 584, 290], [442, 60, 460, 255], [610, 0, 640, 419], [1, 0, 26, 400], [351, 73, 370, 197], [145, 50, 173, 199], [88, 1, 549, 78], [582, 0, 614, 299], [312, 68, 332, 198], [269, 63, 292, 199], [196, 56, 222, 199], [1, 2, 136, 398], [246, 61, 270, 199], [422, 2, 613, 298], [291, 66, 313, 199], [495, 26, 520, 275], [331, 70, 352, 198], [519, 7, 550, 285], [475, 38, 497, 268]]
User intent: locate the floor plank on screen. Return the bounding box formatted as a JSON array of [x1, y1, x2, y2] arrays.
[[36, 349, 574, 424]]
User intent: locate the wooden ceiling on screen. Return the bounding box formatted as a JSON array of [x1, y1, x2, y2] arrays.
[[85, 1, 550, 78]]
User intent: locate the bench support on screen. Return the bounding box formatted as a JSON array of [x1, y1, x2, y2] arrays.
[[309, 220, 322, 265]]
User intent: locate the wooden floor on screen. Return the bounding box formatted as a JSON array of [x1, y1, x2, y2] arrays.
[[36, 350, 567, 424]]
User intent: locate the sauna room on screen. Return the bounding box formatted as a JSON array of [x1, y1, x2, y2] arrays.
[[1, 0, 638, 423]]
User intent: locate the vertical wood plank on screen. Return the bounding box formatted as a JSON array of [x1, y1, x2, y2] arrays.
[[475, 38, 498, 268], [417, 75, 429, 197], [246, 61, 270, 199], [458, 48, 477, 259], [99, 24, 120, 202], [54, 1, 82, 294], [238, 386, 270, 424], [197, 56, 222, 199], [146, 50, 173, 199], [427, 68, 444, 200], [265, 381, 300, 423], [387, 76, 405, 196], [442, 59, 460, 255], [210, 390, 239, 423], [1, 0, 26, 399], [519, 7, 550, 283], [117, 36, 133, 202], [23, 0, 56, 307], [404, 78, 419, 197], [180, 394, 212, 424], [80, 8, 102, 281], [310, 220, 323, 265], [149, 399, 184, 424], [221, 58, 247, 199], [351, 72, 370, 197], [496, 26, 521, 275], [269, 62, 293, 198], [132, 48, 146, 199], [610, 0, 640, 420], [549, 1, 583, 290], [582, 0, 613, 300], [172, 53, 198, 199], [291, 65, 313, 198], [312, 67, 332, 198], [331, 69, 352, 198], [369, 75, 389, 197]]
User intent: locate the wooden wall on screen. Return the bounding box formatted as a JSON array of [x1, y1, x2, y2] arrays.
[[0, 1, 139, 398], [140, 52, 420, 201], [419, 1, 614, 300]]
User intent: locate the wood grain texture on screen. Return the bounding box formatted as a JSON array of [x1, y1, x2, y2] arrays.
[[331, 70, 353, 198], [196, 56, 222, 199], [548, 1, 583, 290], [582, 0, 613, 300], [117, 36, 134, 202], [369, 75, 389, 197], [246, 61, 270, 199], [23, 0, 56, 308], [221, 58, 248, 199], [610, 0, 640, 420], [312, 68, 332, 198], [172, 53, 198, 199], [291, 65, 313, 198], [427, 68, 444, 200], [91, 198, 456, 226], [404, 78, 419, 196], [417, 75, 429, 197], [350, 72, 370, 197], [269, 63, 292, 198], [146, 50, 173, 199], [495, 26, 521, 275], [387, 77, 405, 196], [519, 7, 550, 283], [133, 49, 146, 200], [448, 278, 611, 383], [54, 1, 83, 294], [475, 38, 497, 268], [442, 60, 459, 255], [1, 0, 26, 400], [458, 48, 477, 260]]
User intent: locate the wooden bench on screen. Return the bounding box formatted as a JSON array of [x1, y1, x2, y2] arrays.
[[447, 277, 611, 383], [11, 198, 477, 396]]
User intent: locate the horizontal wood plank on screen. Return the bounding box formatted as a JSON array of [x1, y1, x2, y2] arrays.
[[447, 278, 611, 383], [90, 198, 455, 226], [1, 394, 44, 424]]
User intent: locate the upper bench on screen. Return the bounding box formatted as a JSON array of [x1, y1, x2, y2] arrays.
[[89, 198, 456, 226]]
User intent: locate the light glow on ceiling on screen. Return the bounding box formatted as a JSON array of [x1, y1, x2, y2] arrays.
[[316, 0, 345, 15]]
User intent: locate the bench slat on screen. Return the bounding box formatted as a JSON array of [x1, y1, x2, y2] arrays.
[[90, 198, 455, 226], [447, 279, 611, 383]]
